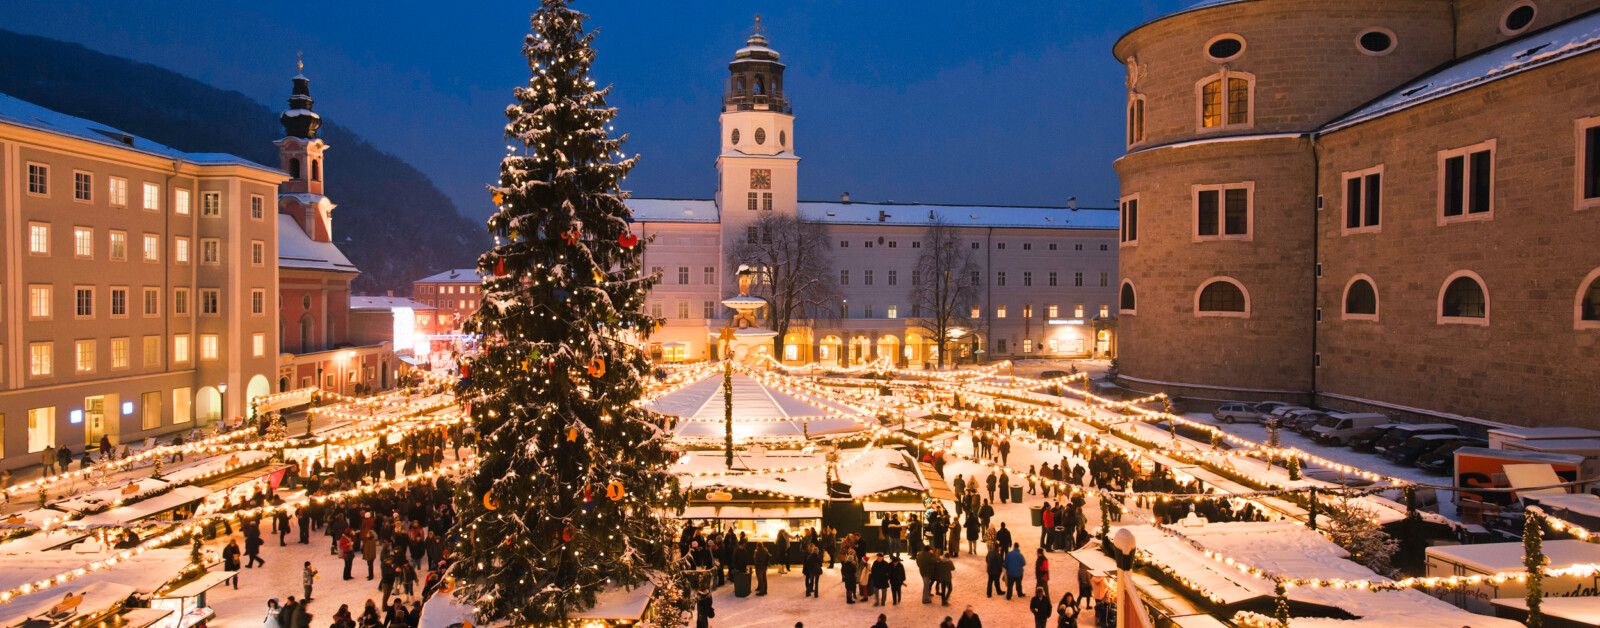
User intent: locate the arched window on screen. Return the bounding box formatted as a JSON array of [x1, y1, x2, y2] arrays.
[[753, 75, 765, 96], [1575, 268, 1600, 329], [735, 76, 746, 95], [311, 160, 321, 182], [1196, 71, 1254, 130], [1195, 278, 1249, 317], [1438, 271, 1489, 324], [1343, 276, 1379, 320], [1119, 281, 1137, 314], [298, 313, 314, 354], [288, 158, 301, 179]]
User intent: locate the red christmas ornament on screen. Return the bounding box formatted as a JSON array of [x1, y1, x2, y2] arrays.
[[561, 525, 574, 542], [460, 363, 470, 378], [618, 232, 639, 248], [494, 258, 506, 276]]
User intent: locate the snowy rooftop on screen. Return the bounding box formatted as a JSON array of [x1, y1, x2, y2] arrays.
[[0, 548, 193, 627], [626, 197, 1118, 230], [414, 268, 485, 284], [676, 448, 927, 501], [648, 371, 867, 441], [351, 295, 434, 311], [279, 215, 359, 274], [0, 92, 279, 173], [1326, 11, 1600, 132]]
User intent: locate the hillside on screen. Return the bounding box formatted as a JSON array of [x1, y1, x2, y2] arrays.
[[0, 29, 488, 295]]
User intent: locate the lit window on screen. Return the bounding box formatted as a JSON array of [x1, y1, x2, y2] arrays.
[[253, 333, 266, 357], [1100, 305, 1109, 317], [29, 285, 51, 319], [970, 306, 980, 318], [143, 234, 160, 262], [76, 340, 95, 373], [28, 407, 56, 451], [110, 231, 127, 260], [142, 392, 161, 429], [1023, 339, 1033, 353], [887, 305, 898, 319], [74, 227, 93, 259], [26, 164, 48, 195], [1023, 305, 1033, 318], [1194, 183, 1253, 240], [74, 171, 92, 202], [29, 223, 49, 255], [174, 189, 191, 215], [174, 335, 191, 363], [109, 177, 128, 206], [29, 343, 52, 377], [1075, 305, 1085, 318], [144, 336, 161, 367], [201, 335, 219, 360], [1128, 95, 1146, 145], [997, 305, 1007, 318], [173, 387, 191, 423], [202, 191, 221, 216], [111, 338, 129, 370], [175, 237, 190, 263], [1198, 71, 1253, 129], [1048, 305, 1058, 318], [1197, 278, 1249, 317], [143, 183, 161, 210], [1439, 140, 1495, 223]]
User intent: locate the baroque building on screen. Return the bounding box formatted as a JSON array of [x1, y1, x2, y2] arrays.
[[1113, 0, 1600, 427]]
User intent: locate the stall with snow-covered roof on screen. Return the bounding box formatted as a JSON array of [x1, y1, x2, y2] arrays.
[[146, 570, 237, 628], [0, 548, 194, 628], [646, 370, 871, 444]]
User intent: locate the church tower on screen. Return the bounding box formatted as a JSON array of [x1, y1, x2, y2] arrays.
[[275, 59, 337, 243], [716, 17, 798, 229]]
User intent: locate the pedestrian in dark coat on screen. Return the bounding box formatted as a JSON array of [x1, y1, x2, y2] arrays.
[[888, 555, 906, 605], [1030, 588, 1052, 628], [752, 543, 770, 596], [802, 545, 823, 598], [222, 540, 240, 588], [841, 557, 858, 604], [985, 543, 1004, 597], [694, 588, 714, 628], [244, 534, 265, 568]]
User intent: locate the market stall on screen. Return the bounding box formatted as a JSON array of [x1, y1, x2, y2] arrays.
[[147, 571, 235, 628]]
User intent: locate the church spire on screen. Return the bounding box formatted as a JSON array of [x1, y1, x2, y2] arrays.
[[281, 54, 322, 139], [724, 16, 789, 114]]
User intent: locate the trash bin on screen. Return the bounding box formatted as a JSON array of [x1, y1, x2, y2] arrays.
[[1011, 484, 1024, 503], [733, 568, 751, 597], [1030, 505, 1044, 527]]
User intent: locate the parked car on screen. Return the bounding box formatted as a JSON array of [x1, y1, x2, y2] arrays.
[[1311, 412, 1390, 446], [1213, 403, 1264, 424], [1280, 409, 1328, 436], [1252, 401, 1295, 415], [1372, 423, 1461, 454], [1384, 434, 1478, 466], [1349, 424, 1404, 452], [1415, 439, 1487, 474]]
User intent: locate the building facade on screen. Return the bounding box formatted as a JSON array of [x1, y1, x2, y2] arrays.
[[619, 29, 1121, 365], [1113, 0, 1600, 426], [271, 72, 400, 398], [0, 93, 283, 464]]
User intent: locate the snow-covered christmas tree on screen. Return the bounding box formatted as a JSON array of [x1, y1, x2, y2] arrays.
[[448, 2, 684, 624]]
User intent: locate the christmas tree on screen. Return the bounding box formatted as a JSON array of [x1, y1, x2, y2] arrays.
[[449, 2, 685, 624]]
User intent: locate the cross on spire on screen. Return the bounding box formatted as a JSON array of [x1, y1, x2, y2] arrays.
[[297, 50, 304, 75]]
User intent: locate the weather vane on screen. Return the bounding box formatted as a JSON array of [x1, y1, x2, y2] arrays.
[[752, 14, 764, 35], [297, 50, 304, 74]]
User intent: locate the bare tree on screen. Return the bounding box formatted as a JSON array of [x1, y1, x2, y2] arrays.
[[910, 215, 982, 368], [725, 213, 839, 359]]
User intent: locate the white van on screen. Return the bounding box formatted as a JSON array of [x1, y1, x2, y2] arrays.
[[1311, 412, 1389, 446]]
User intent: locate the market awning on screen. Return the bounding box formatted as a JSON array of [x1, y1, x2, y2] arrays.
[[681, 505, 822, 520], [399, 355, 427, 366], [862, 501, 925, 512]]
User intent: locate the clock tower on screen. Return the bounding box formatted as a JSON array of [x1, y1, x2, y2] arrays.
[[717, 17, 798, 229]]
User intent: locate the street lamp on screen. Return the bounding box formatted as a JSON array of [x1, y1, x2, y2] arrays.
[[217, 384, 228, 428]]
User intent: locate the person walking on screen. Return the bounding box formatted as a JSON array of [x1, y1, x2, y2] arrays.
[[802, 544, 823, 598], [956, 606, 982, 628], [985, 473, 997, 503], [1035, 548, 1050, 600], [694, 587, 714, 628], [888, 555, 905, 605], [995, 522, 1012, 553], [1077, 563, 1093, 613], [964, 514, 981, 555], [244, 533, 265, 568], [985, 542, 1004, 598], [999, 470, 1011, 504], [221, 540, 240, 588], [869, 555, 890, 606], [1029, 587, 1052, 628], [1056, 591, 1081, 628], [840, 552, 858, 604], [752, 542, 770, 596], [263, 599, 282, 628], [1004, 543, 1027, 600], [999, 438, 1011, 466], [775, 530, 791, 574], [302, 562, 318, 601], [916, 547, 937, 604], [935, 551, 955, 606], [946, 520, 961, 558]]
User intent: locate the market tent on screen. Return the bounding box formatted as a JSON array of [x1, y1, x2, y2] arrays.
[[648, 371, 868, 441]]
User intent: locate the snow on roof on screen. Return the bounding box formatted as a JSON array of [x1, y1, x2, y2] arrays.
[[351, 295, 433, 311], [70, 486, 214, 529], [278, 214, 359, 274], [625, 198, 720, 223], [651, 371, 867, 441], [1326, 12, 1600, 133], [1117, 0, 1260, 50], [1488, 426, 1600, 439], [1427, 538, 1600, 573], [52, 478, 173, 514], [414, 268, 484, 284], [0, 548, 192, 626], [625, 197, 1117, 230], [676, 447, 927, 500], [719, 150, 799, 160], [280, 192, 331, 207], [0, 92, 279, 173]]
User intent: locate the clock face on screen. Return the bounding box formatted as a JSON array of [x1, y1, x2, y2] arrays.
[[750, 169, 772, 190]]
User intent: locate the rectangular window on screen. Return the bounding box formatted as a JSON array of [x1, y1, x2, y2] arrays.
[[29, 285, 51, 320], [997, 272, 1006, 287], [173, 387, 192, 424], [144, 336, 161, 367], [143, 234, 160, 262], [143, 183, 161, 211], [840, 270, 849, 285], [111, 337, 129, 370], [28, 408, 55, 452], [997, 305, 1007, 318], [840, 303, 849, 318], [911, 270, 921, 286], [1022, 271, 1033, 287], [1075, 305, 1085, 318], [746, 227, 757, 244], [29, 223, 49, 255], [650, 302, 662, 318], [200, 289, 219, 315], [1201, 80, 1221, 128], [1128, 96, 1146, 144], [1343, 167, 1383, 233], [27, 163, 48, 196], [252, 241, 265, 265], [997, 339, 1007, 353], [1023, 243, 1032, 251], [971, 270, 981, 286], [1049, 272, 1058, 287], [1193, 183, 1253, 240], [142, 392, 161, 430], [888, 241, 898, 248], [888, 270, 897, 286], [1583, 118, 1600, 209], [1100, 272, 1109, 287], [912, 241, 921, 248], [704, 266, 716, 284], [200, 335, 219, 360], [201, 239, 219, 264], [704, 300, 715, 318], [1227, 78, 1250, 125], [1023, 339, 1033, 354], [174, 189, 191, 215], [997, 243, 1006, 250], [887, 304, 898, 319], [747, 192, 758, 211], [73, 227, 93, 259], [864, 305, 874, 318], [762, 192, 773, 211], [75, 286, 94, 318], [678, 266, 689, 285], [1049, 243, 1057, 250], [175, 237, 190, 263], [251, 194, 264, 219], [1074, 272, 1084, 287], [174, 288, 189, 316], [864, 270, 874, 286], [253, 333, 266, 358], [110, 231, 128, 261], [74, 171, 92, 202], [1120, 196, 1139, 244], [202, 191, 221, 216], [252, 289, 265, 315], [1440, 140, 1495, 222], [29, 343, 52, 377], [109, 177, 127, 206], [840, 240, 849, 248], [1048, 305, 1059, 318], [676, 301, 689, 319], [143, 288, 160, 316], [864, 241, 873, 248], [1023, 305, 1033, 319], [173, 335, 191, 363], [75, 340, 95, 373], [110, 287, 128, 317], [1101, 305, 1111, 318], [970, 305, 980, 318]]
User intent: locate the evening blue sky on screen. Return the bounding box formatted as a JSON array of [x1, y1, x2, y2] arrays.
[[8, 1, 1192, 220]]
